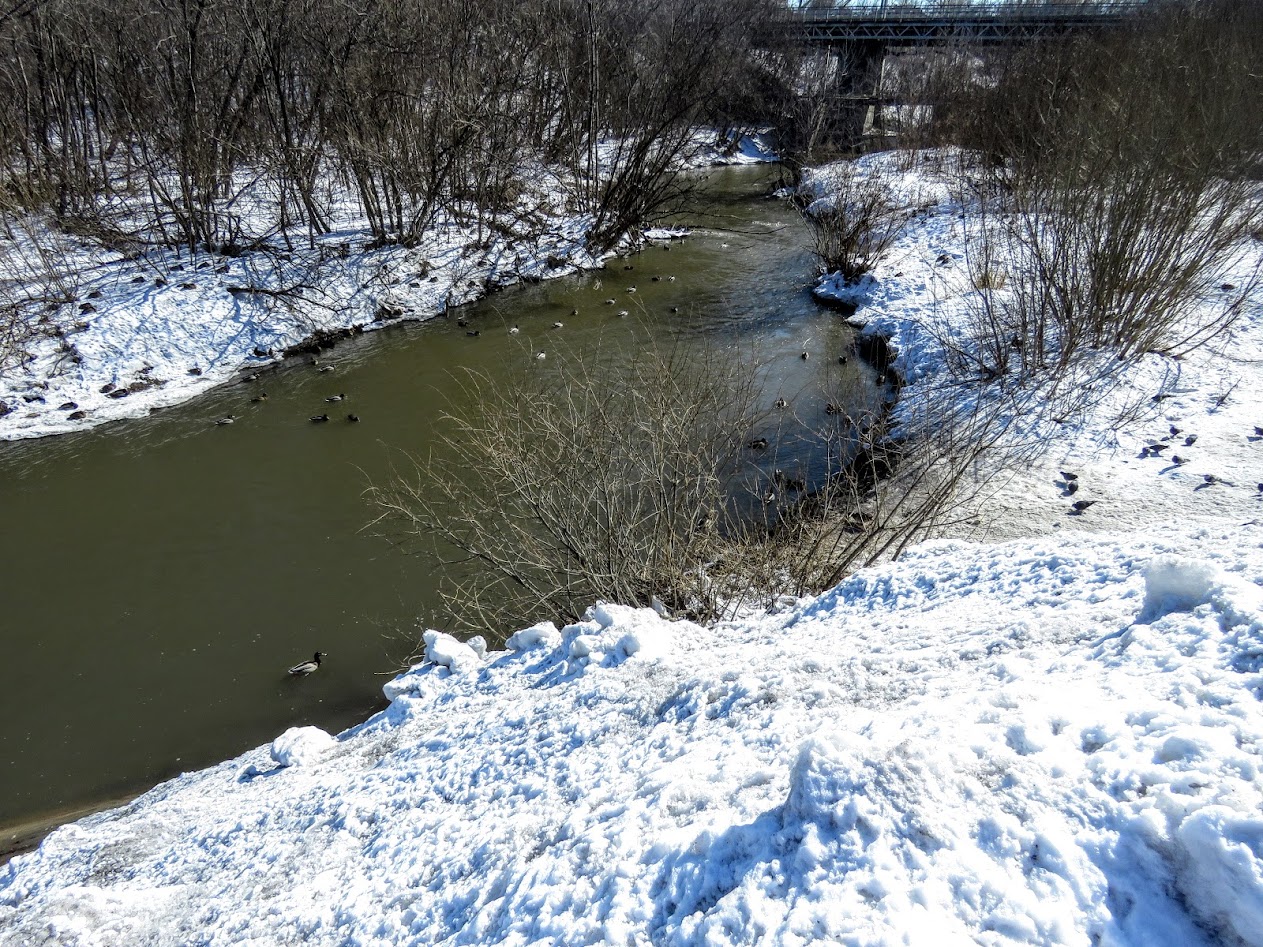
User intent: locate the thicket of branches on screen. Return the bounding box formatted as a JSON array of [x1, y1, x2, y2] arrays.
[[911, 1, 1263, 378], [0, 0, 774, 255]]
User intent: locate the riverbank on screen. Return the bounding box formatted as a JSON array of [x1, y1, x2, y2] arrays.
[[0, 132, 774, 442], [3, 149, 1261, 944]]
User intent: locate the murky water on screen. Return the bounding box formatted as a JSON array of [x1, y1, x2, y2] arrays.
[[0, 166, 885, 841]]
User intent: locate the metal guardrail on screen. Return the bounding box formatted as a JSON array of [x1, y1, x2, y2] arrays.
[[784, 1, 1153, 19], [778, 1, 1154, 42]]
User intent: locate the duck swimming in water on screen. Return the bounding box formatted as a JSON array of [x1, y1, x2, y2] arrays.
[[288, 651, 325, 675]]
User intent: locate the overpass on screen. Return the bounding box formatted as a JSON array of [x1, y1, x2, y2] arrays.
[[783, 2, 1153, 44], [773, 2, 1156, 144]]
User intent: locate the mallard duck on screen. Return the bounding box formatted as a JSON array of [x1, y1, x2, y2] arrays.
[[310, 413, 329, 423], [509, 325, 520, 334], [288, 651, 325, 676], [214, 415, 236, 425], [325, 394, 345, 402], [552, 321, 563, 329]]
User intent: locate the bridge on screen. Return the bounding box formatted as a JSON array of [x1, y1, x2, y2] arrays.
[[780, 2, 1154, 44], [772, 2, 1156, 144]]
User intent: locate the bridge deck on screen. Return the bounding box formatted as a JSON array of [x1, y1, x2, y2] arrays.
[[782, 2, 1152, 43]]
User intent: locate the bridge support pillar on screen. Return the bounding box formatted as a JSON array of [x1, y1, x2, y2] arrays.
[[834, 40, 885, 145]]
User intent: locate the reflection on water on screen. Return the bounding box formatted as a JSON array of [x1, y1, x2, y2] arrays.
[[0, 166, 886, 835]]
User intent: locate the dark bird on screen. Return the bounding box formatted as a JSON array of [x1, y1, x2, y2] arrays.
[[457, 319, 468, 328], [347, 414, 360, 423], [1144, 443, 1168, 454], [214, 415, 236, 425], [838, 356, 848, 365], [288, 651, 325, 676], [1172, 454, 1187, 465], [1067, 481, 1080, 495], [1060, 471, 1078, 481], [1254, 426, 1263, 437], [310, 413, 329, 423], [1071, 500, 1096, 513], [1184, 434, 1197, 446], [325, 393, 345, 402], [748, 437, 769, 451], [466, 330, 480, 337], [1169, 425, 1182, 437], [774, 470, 806, 492], [1202, 474, 1218, 485], [188, 367, 202, 376]]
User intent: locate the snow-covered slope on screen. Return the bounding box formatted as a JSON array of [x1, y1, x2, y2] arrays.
[[3, 524, 1262, 946]]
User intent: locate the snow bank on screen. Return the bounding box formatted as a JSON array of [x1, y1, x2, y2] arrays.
[[0, 132, 772, 442], [802, 149, 1263, 539], [4, 525, 1263, 945]]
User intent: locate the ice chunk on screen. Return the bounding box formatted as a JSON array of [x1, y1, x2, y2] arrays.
[[423, 630, 479, 673]]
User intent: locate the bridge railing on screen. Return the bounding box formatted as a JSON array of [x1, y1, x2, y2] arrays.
[[783, 1, 1155, 23]]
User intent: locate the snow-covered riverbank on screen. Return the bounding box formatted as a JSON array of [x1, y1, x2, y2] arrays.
[[3, 148, 1261, 945], [3, 521, 1261, 945], [0, 132, 774, 442]]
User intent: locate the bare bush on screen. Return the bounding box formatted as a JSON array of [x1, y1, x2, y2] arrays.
[[801, 167, 910, 282], [946, 1, 1263, 377], [368, 341, 776, 631]]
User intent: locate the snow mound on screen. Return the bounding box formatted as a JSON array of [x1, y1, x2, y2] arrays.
[[269, 726, 335, 768], [423, 630, 481, 673]]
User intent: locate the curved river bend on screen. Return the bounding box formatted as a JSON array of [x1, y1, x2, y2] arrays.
[[0, 167, 886, 850]]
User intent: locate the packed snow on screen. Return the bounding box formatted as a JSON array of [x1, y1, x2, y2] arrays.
[[3, 146, 1262, 945], [3, 524, 1262, 946]]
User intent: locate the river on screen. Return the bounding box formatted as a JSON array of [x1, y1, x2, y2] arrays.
[[0, 165, 885, 852]]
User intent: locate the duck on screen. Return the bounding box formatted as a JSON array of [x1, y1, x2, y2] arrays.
[[310, 413, 329, 423], [617, 310, 629, 317], [605, 298, 616, 305], [552, 321, 564, 329], [570, 308, 578, 316], [800, 351, 809, 360], [288, 651, 325, 676], [774, 397, 789, 409], [325, 393, 345, 402], [214, 415, 236, 425], [509, 325, 520, 334], [250, 392, 268, 403], [535, 351, 546, 360], [626, 286, 636, 293], [347, 413, 360, 423], [747, 437, 769, 451]]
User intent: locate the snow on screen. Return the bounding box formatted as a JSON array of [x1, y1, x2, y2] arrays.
[[3, 523, 1263, 945], [3, 147, 1263, 944]]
